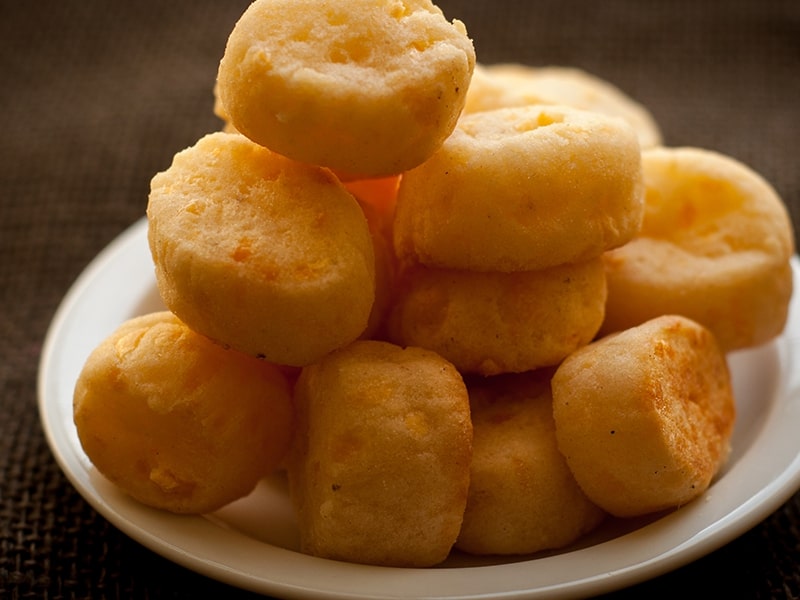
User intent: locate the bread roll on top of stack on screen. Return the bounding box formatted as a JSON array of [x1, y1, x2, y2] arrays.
[[216, 0, 476, 179], [73, 0, 797, 571]]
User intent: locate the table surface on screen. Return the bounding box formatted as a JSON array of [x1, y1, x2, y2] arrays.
[[2, 1, 799, 598]]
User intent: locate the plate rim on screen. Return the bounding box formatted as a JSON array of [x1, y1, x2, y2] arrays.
[[37, 216, 800, 599]]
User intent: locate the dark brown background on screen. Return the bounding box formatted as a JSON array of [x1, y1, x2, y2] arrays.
[[2, 1, 799, 598]]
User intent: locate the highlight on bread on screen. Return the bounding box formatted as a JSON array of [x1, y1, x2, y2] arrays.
[[463, 63, 663, 149], [551, 315, 736, 518]]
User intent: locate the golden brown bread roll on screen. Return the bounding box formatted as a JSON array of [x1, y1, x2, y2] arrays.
[[287, 340, 472, 567], [73, 311, 294, 514], [147, 131, 375, 366], [393, 104, 644, 272], [463, 63, 662, 148], [386, 258, 607, 375], [551, 315, 736, 517], [216, 0, 475, 178], [456, 370, 606, 555], [601, 146, 795, 351]]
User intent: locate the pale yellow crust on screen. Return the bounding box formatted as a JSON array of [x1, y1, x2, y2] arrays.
[[216, 0, 475, 178], [73, 311, 294, 514], [393, 104, 644, 272], [464, 63, 663, 148], [456, 370, 606, 555], [386, 258, 607, 375], [147, 132, 375, 366], [287, 340, 472, 567], [601, 146, 795, 351], [551, 315, 736, 518]]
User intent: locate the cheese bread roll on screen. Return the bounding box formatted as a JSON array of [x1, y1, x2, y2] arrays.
[[147, 132, 375, 366], [73, 311, 294, 514], [386, 258, 607, 375], [464, 63, 662, 149], [552, 315, 736, 517], [602, 146, 795, 351], [216, 0, 475, 178], [393, 105, 644, 272], [288, 340, 472, 567], [456, 371, 606, 556]]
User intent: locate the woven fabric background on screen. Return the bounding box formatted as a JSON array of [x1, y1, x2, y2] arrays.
[[2, 1, 799, 598]]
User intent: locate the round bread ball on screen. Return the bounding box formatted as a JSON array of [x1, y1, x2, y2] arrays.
[[73, 311, 294, 514], [216, 0, 475, 178], [393, 104, 644, 272], [551, 315, 736, 518], [287, 340, 472, 567], [601, 146, 795, 351], [147, 131, 375, 366], [463, 63, 662, 149], [456, 370, 606, 556], [386, 257, 607, 375]]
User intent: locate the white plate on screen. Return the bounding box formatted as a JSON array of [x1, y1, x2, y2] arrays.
[[38, 217, 800, 599]]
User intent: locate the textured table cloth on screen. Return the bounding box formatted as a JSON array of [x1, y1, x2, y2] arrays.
[[2, 1, 799, 598]]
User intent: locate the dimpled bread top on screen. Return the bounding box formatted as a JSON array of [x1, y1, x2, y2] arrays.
[[393, 104, 644, 272], [217, 0, 475, 178], [639, 147, 795, 261], [149, 133, 371, 290], [464, 64, 663, 149], [147, 132, 376, 364]]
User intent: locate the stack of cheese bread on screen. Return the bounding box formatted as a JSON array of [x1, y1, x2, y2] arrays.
[[73, 0, 794, 567]]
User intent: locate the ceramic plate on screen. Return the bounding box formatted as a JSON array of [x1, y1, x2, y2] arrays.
[[38, 217, 800, 599]]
